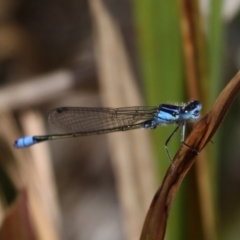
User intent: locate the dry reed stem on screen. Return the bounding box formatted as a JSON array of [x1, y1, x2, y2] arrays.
[[179, 1, 216, 239], [140, 71, 240, 240], [0, 71, 74, 111], [0, 112, 60, 240], [89, 0, 157, 239]]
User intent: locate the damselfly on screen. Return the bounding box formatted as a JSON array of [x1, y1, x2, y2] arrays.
[[14, 100, 202, 161]]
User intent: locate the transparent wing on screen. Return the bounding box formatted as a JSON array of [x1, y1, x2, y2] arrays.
[[48, 106, 158, 133]]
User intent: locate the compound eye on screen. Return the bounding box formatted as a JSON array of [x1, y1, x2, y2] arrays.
[[193, 110, 200, 118]]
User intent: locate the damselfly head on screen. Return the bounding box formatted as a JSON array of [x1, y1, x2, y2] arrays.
[[186, 100, 202, 120], [178, 100, 202, 120]]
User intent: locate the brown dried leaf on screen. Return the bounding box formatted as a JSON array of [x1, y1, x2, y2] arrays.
[[140, 71, 240, 240], [0, 189, 37, 240]]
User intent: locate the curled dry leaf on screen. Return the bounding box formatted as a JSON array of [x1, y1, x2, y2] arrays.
[[140, 71, 240, 240]]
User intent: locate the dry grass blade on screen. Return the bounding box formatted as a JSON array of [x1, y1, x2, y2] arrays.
[[140, 71, 240, 240], [90, 0, 157, 239]]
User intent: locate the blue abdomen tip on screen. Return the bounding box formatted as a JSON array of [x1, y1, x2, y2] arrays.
[[14, 136, 37, 148]]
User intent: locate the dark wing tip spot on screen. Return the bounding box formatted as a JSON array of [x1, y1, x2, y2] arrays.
[[56, 108, 64, 114]]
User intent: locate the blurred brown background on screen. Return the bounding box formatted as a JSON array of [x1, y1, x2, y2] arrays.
[[0, 0, 240, 240]]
